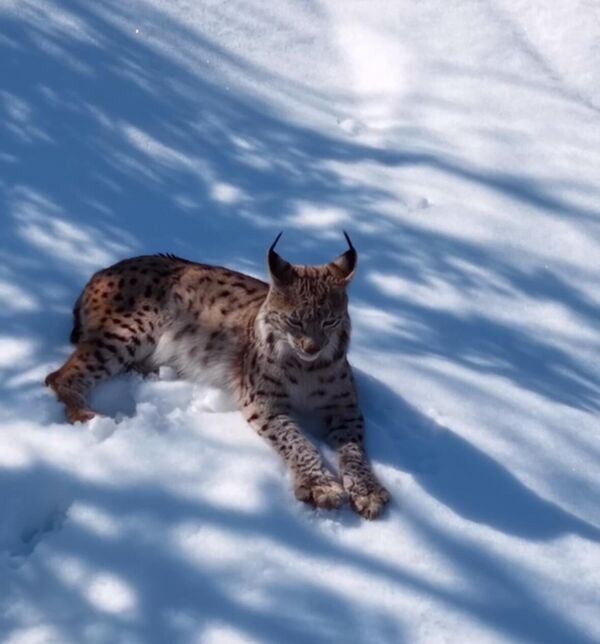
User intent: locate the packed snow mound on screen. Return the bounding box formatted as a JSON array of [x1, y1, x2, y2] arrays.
[[1, 1, 599, 643]]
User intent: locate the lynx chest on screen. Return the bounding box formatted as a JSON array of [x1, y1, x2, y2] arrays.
[[284, 366, 340, 412]]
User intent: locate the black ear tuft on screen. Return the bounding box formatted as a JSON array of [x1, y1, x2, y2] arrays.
[[343, 230, 354, 252], [267, 232, 294, 286], [269, 231, 283, 255]]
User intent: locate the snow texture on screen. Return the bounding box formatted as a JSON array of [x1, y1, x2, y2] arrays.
[[1, 1, 599, 643]]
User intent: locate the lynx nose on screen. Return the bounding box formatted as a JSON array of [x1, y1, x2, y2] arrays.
[[300, 338, 321, 356]]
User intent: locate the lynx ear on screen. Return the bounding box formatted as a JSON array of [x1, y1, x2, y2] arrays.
[[267, 232, 294, 286], [330, 231, 357, 284]]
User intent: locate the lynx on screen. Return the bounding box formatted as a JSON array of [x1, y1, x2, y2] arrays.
[[45, 233, 390, 519]]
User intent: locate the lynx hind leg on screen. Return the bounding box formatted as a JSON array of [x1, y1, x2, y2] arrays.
[[127, 358, 159, 377], [45, 336, 136, 423]]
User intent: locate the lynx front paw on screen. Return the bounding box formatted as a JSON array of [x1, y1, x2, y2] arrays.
[[294, 476, 346, 510], [343, 474, 390, 520], [349, 486, 390, 520]]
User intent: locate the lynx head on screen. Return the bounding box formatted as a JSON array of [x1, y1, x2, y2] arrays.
[[262, 232, 356, 362]]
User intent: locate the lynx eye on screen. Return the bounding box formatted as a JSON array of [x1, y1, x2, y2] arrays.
[[287, 317, 303, 329], [322, 318, 340, 329]]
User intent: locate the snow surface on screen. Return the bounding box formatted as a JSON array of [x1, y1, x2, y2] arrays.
[[1, 1, 599, 642]]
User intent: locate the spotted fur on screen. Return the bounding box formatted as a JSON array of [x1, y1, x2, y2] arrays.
[[45, 235, 390, 519]]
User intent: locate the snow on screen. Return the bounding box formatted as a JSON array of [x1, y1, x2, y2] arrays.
[[1, 0, 599, 642]]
